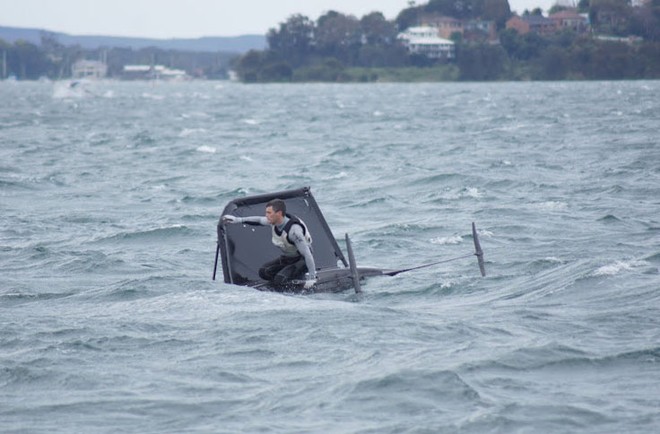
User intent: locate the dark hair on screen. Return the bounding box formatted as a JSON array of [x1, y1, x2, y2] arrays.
[[266, 199, 286, 215]]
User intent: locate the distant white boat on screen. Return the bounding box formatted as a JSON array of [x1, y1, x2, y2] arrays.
[[52, 79, 95, 99]]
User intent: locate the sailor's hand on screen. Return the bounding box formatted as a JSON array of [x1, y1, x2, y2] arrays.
[[222, 215, 240, 224], [303, 279, 317, 290]]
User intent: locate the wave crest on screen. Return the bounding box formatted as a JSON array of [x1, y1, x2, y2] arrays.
[[593, 260, 649, 276]]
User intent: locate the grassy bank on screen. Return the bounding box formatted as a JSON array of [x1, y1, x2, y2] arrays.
[[342, 65, 460, 82]]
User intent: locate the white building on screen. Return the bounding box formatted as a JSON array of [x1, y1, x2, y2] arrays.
[[122, 65, 189, 80], [71, 60, 107, 79], [153, 65, 188, 80], [398, 26, 455, 59]]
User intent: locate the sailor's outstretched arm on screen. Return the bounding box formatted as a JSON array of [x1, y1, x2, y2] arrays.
[[289, 226, 316, 280], [222, 215, 268, 225]]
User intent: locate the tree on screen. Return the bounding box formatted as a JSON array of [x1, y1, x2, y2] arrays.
[[425, 0, 481, 19], [260, 61, 293, 81], [483, 0, 512, 29], [395, 6, 422, 30], [589, 0, 633, 36], [534, 46, 569, 79], [568, 39, 635, 79], [500, 28, 548, 60], [293, 57, 348, 82], [40, 32, 85, 78], [267, 14, 315, 67], [569, 40, 596, 77], [549, 4, 569, 15], [577, 0, 590, 13], [636, 42, 660, 77], [457, 43, 507, 79], [630, 0, 660, 41], [360, 12, 398, 46], [0, 39, 11, 78], [356, 44, 408, 67], [12, 40, 53, 79], [315, 12, 362, 64], [591, 41, 632, 79], [551, 28, 579, 48], [236, 50, 267, 82]]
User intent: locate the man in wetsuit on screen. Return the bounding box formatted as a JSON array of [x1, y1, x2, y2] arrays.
[[222, 199, 317, 289]]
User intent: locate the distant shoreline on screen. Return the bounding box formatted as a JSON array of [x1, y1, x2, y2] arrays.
[[0, 25, 266, 53]]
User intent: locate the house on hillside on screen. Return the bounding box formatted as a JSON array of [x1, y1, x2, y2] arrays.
[[464, 19, 499, 43], [418, 14, 497, 43], [592, 8, 630, 34], [420, 15, 464, 39], [506, 15, 557, 35], [71, 60, 107, 79], [398, 27, 455, 59], [549, 9, 590, 33]]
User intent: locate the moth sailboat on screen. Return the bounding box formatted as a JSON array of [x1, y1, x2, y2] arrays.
[[212, 187, 485, 293]]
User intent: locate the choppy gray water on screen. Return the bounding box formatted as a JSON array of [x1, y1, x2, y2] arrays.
[[1, 79, 659, 433]]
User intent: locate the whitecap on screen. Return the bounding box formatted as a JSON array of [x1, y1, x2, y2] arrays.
[[430, 235, 463, 245], [240, 155, 253, 162], [326, 171, 347, 180], [179, 128, 207, 137], [441, 280, 456, 289], [535, 201, 568, 210], [593, 260, 648, 276], [142, 93, 165, 100], [52, 82, 87, 99], [196, 146, 216, 153], [543, 257, 564, 263], [191, 92, 210, 100], [462, 187, 482, 198], [478, 229, 494, 238], [184, 111, 211, 119], [243, 119, 259, 125], [373, 111, 383, 117]]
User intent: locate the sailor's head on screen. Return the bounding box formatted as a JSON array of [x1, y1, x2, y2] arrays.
[[265, 199, 286, 225]]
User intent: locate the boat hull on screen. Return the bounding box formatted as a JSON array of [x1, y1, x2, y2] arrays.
[[248, 267, 385, 293]]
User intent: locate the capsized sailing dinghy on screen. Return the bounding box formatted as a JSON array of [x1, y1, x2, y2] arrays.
[[212, 187, 485, 293]]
